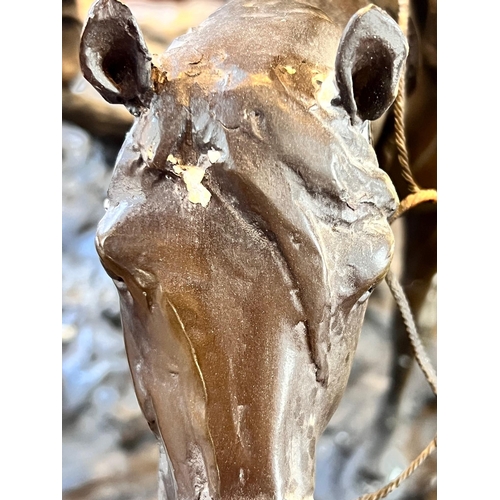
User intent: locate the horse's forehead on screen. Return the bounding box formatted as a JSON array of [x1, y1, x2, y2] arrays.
[[156, 0, 345, 72], [151, 0, 346, 108], [153, 56, 335, 113]]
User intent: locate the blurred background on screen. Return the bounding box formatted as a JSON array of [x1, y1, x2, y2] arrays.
[[62, 1, 437, 499]]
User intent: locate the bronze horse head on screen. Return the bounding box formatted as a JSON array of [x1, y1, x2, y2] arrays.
[[80, 0, 407, 498]]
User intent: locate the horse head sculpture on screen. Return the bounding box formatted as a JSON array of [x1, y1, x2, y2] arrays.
[[80, 0, 407, 498]]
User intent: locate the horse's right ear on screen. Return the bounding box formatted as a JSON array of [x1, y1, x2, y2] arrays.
[[79, 0, 153, 115], [335, 5, 408, 125]]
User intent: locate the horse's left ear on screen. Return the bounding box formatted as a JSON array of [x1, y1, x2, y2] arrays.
[[335, 5, 408, 125], [79, 0, 152, 115]]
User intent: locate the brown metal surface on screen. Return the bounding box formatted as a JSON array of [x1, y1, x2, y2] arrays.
[[72, 0, 437, 498]]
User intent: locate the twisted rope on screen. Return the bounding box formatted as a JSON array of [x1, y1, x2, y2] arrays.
[[353, 267, 438, 500], [356, 436, 437, 500], [392, 0, 420, 194], [385, 270, 437, 395], [393, 80, 420, 194], [351, 2, 438, 499], [388, 189, 437, 223]]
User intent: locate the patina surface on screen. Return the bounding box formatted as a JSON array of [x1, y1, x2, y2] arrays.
[[79, 1, 408, 498]]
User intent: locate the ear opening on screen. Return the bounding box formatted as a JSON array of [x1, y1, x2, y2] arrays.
[[335, 5, 408, 125], [351, 42, 395, 121], [80, 0, 153, 115]]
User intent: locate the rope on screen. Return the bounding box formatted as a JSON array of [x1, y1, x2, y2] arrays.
[[393, 81, 420, 194], [351, 2, 438, 499], [385, 270, 437, 396], [388, 189, 437, 223], [397, 0, 410, 36], [356, 436, 437, 500], [392, 0, 420, 195], [352, 269, 438, 500]]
